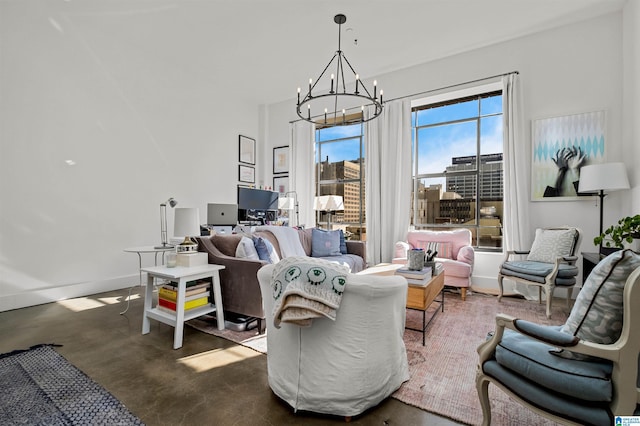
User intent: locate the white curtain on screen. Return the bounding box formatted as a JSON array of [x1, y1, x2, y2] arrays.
[[502, 74, 535, 298], [365, 99, 412, 265], [502, 73, 529, 251], [289, 120, 316, 228]]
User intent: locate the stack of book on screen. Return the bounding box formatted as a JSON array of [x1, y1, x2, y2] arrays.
[[395, 267, 432, 286], [157, 280, 211, 313]]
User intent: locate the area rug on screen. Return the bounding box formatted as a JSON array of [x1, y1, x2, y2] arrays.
[[0, 344, 144, 425], [397, 292, 568, 426], [188, 293, 569, 425], [187, 315, 267, 354]]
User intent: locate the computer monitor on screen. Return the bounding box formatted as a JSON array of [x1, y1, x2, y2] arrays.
[[207, 203, 238, 226]]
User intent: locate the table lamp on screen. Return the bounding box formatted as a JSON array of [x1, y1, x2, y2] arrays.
[[173, 207, 200, 253], [155, 197, 177, 249], [578, 162, 630, 253]]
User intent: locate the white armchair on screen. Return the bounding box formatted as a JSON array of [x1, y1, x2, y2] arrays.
[[257, 260, 410, 419]]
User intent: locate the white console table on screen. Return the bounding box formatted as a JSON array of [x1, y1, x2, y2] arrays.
[[141, 264, 225, 349]]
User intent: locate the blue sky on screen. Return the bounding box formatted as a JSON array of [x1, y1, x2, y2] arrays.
[[316, 95, 503, 178]]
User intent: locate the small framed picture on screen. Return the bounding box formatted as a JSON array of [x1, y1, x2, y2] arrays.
[[273, 175, 289, 195], [239, 135, 256, 165], [239, 165, 255, 183], [273, 145, 289, 174]]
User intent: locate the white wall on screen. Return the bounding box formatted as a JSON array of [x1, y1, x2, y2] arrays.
[[623, 0, 640, 213], [264, 11, 631, 292], [0, 4, 259, 311]]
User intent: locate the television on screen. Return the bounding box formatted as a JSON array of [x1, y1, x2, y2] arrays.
[[237, 187, 278, 210]]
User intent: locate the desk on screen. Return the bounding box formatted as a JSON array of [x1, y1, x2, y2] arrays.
[[121, 246, 175, 314], [582, 252, 601, 284], [142, 264, 225, 349]]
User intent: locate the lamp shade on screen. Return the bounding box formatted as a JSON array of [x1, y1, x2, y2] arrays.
[[173, 207, 200, 238], [314, 195, 344, 211], [578, 162, 630, 193], [278, 197, 295, 210]]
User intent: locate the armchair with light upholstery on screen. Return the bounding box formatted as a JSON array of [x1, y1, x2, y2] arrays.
[[498, 226, 581, 319], [393, 229, 474, 300], [257, 258, 410, 419], [477, 250, 640, 425]]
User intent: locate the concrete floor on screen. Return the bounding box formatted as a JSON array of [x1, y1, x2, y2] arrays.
[[0, 287, 462, 426]]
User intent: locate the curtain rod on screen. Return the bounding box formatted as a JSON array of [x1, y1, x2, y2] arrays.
[[288, 70, 519, 124]]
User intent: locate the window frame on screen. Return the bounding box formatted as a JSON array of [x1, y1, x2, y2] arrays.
[[411, 84, 504, 252]]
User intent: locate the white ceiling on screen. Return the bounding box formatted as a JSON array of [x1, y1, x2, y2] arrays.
[[23, 0, 627, 105]]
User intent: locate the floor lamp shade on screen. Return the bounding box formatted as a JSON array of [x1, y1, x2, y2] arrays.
[[578, 162, 630, 193], [174, 208, 201, 239], [578, 162, 630, 253]]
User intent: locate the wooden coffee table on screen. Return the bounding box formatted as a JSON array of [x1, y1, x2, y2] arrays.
[[406, 271, 444, 345], [358, 264, 444, 345]]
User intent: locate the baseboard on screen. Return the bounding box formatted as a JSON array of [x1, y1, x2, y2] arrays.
[[0, 275, 138, 313]]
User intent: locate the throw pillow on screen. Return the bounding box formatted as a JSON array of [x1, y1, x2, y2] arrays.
[[339, 229, 347, 254], [527, 228, 577, 263], [311, 228, 341, 257], [236, 236, 259, 260], [555, 249, 640, 359], [415, 241, 452, 259], [253, 236, 280, 264]]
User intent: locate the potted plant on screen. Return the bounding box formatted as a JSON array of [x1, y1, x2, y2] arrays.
[[594, 214, 640, 252]]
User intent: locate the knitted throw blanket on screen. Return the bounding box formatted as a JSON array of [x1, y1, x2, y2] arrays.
[[271, 256, 349, 328]]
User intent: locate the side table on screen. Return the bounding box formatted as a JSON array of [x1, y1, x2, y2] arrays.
[[405, 271, 445, 346], [141, 264, 226, 349], [582, 252, 601, 284], [121, 246, 175, 315]]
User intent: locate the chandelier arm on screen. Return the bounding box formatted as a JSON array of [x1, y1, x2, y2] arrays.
[[304, 53, 339, 101], [341, 54, 373, 99]]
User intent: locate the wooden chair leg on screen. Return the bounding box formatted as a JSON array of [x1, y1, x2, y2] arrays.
[[461, 287, 467, 301], [344, 416, 352, 422], [476, 374, 492, 426], [497, 274, 504, 302]]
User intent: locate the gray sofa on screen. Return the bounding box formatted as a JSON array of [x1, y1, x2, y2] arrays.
[[196, 228, 366, 332]]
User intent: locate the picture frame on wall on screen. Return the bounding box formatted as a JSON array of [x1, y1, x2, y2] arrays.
[[239, 135, 256, 165], [531, 110, 606, 201], [273, 175, 289, 195], [239, 165, 255, 183], [273, 145, 289, 174]]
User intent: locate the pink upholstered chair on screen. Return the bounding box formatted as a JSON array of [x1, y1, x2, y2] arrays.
[[393, 229, 475, 300]]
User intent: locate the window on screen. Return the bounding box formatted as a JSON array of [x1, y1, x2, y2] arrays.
[[315, 123, 365, 240], [411, 89, 503, 250]]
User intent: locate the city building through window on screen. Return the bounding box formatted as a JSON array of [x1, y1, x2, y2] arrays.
[[411, 87, 504, 250], [315, 123, 365, 241]]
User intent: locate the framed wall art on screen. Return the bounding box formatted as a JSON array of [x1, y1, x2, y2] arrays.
[[273, 175, 289, 195], [239, 165, 255, 184], [531, 110, 606, 201], [239, 135, 255, 165], [273, 145, 289, 174]]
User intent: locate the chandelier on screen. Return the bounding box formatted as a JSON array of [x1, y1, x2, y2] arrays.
[[296, 14, 383, 126]]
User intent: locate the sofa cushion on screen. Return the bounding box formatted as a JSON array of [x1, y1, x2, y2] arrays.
[[211, 234, 242, 257], [557, 249, 640, 359], [526, 228, 577, 263], [311, 228, 341, 257], [236, 236, 259, 260], [297, 228, 313, 256], [495, 329, 613, 402]]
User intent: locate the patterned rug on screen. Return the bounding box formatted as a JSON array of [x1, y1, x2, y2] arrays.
[[187, 293, 570, 425], [0, 344, 144, 425], [397, 291, 568, 425]]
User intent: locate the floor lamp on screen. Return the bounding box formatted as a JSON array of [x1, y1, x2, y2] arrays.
[[578, 163, 629, 254], [155, 197, 178, 249]]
